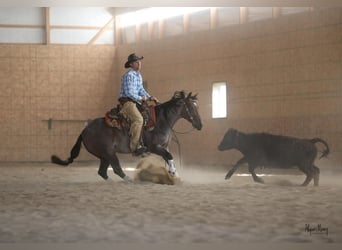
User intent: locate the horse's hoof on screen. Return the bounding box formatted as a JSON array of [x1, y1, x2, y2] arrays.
[[98, 172, 108, 180], [123, 175, 133, 183]]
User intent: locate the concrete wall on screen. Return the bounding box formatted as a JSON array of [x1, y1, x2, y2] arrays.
[[0, 45, 116, 161], [0, 7, 341, 169]]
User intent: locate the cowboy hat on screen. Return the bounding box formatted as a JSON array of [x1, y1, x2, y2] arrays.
[[124, 53, 144, 68]]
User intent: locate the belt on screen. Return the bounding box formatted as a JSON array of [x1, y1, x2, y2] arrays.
[[118, 97, 134, 105]]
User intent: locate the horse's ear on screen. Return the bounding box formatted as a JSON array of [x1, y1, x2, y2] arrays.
[[186, 92, 192, 99], [193, 93, 198, 100], [173, 91, 180, 99]]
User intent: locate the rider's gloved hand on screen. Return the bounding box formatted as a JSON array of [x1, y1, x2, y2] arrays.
[[149, 96, 159, 103], [141, 96, 148, 102]]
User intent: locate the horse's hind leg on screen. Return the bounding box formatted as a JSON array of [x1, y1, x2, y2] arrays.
[[106, 154, 131, 182], [98, 159, 109, 180]]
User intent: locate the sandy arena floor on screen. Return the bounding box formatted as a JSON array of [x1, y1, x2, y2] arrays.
[[0, 156, 341, 246]]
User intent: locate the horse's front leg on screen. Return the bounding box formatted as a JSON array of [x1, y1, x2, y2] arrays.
[[150, 144, 177, 176]]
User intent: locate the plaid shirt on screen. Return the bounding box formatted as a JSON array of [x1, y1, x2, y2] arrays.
[[119, 69, 150, 102]]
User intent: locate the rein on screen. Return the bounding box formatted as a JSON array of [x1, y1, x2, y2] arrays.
[[171, 127, 195, 134], [162, 97, 198, 169]]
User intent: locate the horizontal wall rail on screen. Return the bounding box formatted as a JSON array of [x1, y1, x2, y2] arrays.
[[42, 118, 92, 130]]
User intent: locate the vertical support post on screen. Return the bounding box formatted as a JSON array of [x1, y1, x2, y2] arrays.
[[45, 7, 50, 45], [240, 7, 248, 24], [273, 7, 281, 18], [48, 118, 52, 130], [158, 19, 164, 39], [183, 13, 190, 34], [135, 23, 141, 43], [115, 16, 122, 46], [148, 21, 154, 40], [210, 7, 218, 29]]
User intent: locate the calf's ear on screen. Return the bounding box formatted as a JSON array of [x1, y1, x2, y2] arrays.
[[228, 128, 238, 137]]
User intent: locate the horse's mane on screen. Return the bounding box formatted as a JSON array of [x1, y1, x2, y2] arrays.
[[155, 91, 189, 112], [154, 90, 197, 120]]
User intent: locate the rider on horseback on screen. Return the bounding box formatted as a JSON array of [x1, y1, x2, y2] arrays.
[[119, 53, 158, 156]]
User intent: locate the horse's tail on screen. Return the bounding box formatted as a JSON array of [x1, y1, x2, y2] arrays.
[[310, 138, 330, 159], [51, 134, 83, 166]]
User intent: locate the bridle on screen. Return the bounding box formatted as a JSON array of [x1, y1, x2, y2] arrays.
[[169, 100, 195, 170], [184, 100, 195, 123], [171, 98, 197, 135]]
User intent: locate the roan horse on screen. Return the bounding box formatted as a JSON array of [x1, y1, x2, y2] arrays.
[[51, 91, 202, 181]]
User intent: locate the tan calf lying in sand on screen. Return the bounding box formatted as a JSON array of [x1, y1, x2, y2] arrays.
[[134, 156, 181, 185]]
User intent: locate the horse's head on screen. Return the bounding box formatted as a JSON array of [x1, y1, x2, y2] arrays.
[[173, 91, 203, 130]]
